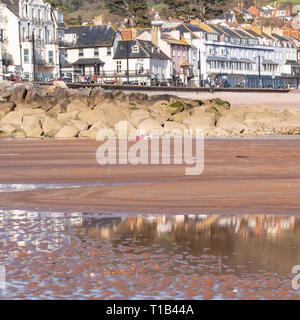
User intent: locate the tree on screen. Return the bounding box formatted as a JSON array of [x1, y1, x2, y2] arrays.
[[104, 0, 128, 16], [236, 13, 245, 24], [77, 14, 82, 25], [162, 0, 228, 21], [105, 0, 150, 27]]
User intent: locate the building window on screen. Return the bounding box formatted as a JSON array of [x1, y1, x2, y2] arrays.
[[32, 9, 35, 19], [173, 49, 175, 57], [116, 61, 122, 73], [65, 51, 68, 58], [79, 48, 83, 57], [24, 49, 29, 63], [21, 27, 26, 41], [48, 50, 53, 64], [94, 48, 99, 56], [132, 45, 139, 53], [58, 12, 64, 23], [107, 47, 112, 56], [183, 49, 186, 57]]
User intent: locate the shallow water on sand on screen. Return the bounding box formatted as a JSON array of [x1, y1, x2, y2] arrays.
[[0, 211, 299, 299]]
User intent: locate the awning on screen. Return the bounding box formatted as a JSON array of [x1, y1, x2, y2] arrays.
[[206, 56, 227, 62], [262, 60, 278, 65], [285, 60, 300, 66], [240, 58, 255, 63], [180, 61, 192, 67], [72, 58, 105, 66]]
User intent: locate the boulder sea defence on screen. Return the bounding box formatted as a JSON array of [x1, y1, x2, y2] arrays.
[[0, 81, 300, 138]]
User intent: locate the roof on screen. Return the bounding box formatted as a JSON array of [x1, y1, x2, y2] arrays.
[[161, 34, 190, 46], [175, 23, 208, 38], [286, 60, 300, 66], [0, 0, 20, 17], [63, 25, 120, 48], [239, 8, 253, 15], [114, 39, 170, 60], [271, 33, 290, 42], [242, 29, 262, 38], [72, 58, 104, 65], [207, 25, 227, 36]]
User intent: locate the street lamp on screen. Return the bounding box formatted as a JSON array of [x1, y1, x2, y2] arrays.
[[255, 54, 262, 88], [198, 48, 201, 87]]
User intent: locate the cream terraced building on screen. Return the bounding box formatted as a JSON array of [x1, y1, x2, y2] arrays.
[[168, 23, 300, 88], [0, 0, 62, 80]]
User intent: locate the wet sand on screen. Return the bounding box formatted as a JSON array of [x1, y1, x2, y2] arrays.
[[1, 138, 300, 214]]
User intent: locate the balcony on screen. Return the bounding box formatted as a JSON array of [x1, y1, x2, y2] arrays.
[[207, 66, 280, 77], [35, 58, 56, 67]]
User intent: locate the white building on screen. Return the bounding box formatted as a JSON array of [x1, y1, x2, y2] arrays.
[[169, 23, 298, 88], [0, 0, 61, 81], [113, 39, 172, 85], [60, 25, 122, 82]]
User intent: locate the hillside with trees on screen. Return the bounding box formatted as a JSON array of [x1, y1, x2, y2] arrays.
[[47, 0, 232, 26]]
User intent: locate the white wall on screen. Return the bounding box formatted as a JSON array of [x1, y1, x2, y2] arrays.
[[0, 6, 21, 67]]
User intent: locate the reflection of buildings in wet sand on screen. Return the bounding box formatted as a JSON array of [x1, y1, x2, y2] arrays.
[[96, 214, 298, 240], [0, 210, 298, 255], [0, 210, 83, 254], [78, 213, 300, 275]]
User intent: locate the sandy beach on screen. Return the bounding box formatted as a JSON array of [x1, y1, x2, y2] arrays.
[[1, 137, 300, 215]]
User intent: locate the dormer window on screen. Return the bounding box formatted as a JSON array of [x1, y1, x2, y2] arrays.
[[132, 45, 139, 53]]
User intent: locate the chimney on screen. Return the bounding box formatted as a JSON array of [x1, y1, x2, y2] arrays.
[[131, 28, 137, 39], [263, 26, 273, 36], [151, 26, 160, 46], [121, 28, 132, 40]]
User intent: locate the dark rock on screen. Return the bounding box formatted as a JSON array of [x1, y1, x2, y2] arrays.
[[90, 87, 106, 97], [29, 93, 57, 111], [55, 98, 70, 113], [10, 85, 27, 103], [77, 87, 92, 96], [68, 92, 89, 106], [48, 87, 69, 100], [25, 86, 47, 103], [150, 94, 174, 102], [0, 101, 16, 114], [0, 88, 13, 101]]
